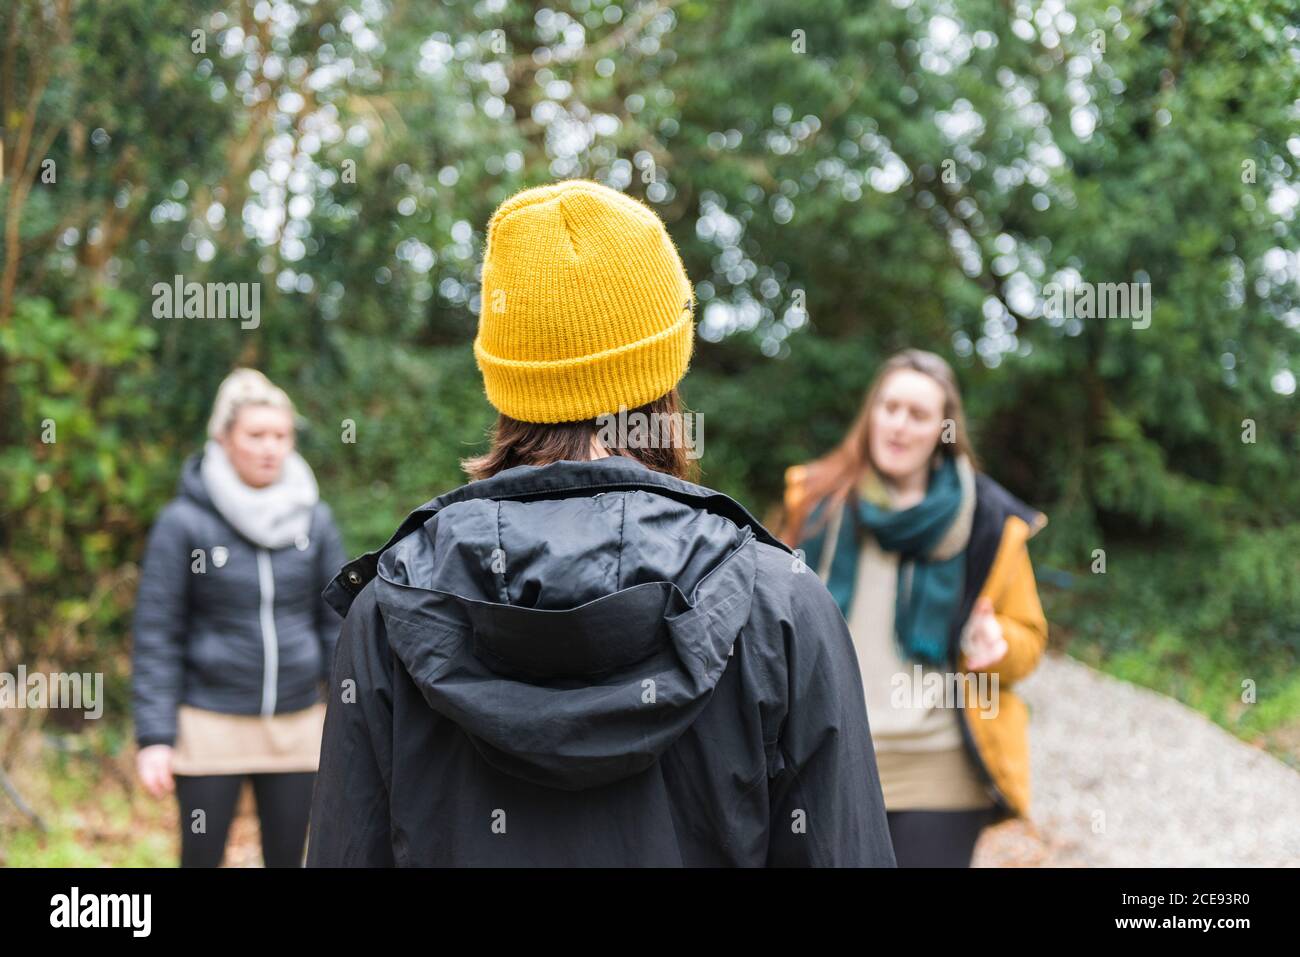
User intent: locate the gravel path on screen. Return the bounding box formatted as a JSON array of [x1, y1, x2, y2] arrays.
[[974, 652, 1300, 867]]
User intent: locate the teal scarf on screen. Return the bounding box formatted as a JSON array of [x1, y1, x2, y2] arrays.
[[800, 457, 966, 665]]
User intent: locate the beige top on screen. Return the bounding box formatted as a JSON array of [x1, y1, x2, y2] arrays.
[[872, 749, 993, 811], [850, 535, 967, 752], [170, 702, 327, 776], [847, 541, 993, 810]]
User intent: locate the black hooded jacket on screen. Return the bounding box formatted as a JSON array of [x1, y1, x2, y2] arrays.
[[306, 457, 895, 867]]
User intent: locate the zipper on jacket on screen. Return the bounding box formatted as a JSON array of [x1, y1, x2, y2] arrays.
[[956, 685, 1012, 815], [255, 548, 279, 716]]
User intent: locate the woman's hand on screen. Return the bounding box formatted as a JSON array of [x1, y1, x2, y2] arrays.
[[136, 744, 175, 798], [961, 597, 1008, 670]]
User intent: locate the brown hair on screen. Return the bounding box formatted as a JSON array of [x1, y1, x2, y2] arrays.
[[461, 388, 700, 483], [779, 349, 978, 545]]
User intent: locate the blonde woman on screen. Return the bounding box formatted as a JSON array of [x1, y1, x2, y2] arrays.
[[782, 349, 1048, 867], [132, 369, 347, 867]]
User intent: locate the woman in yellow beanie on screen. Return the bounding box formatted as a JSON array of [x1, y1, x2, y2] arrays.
[[306, 180, 897, 867]]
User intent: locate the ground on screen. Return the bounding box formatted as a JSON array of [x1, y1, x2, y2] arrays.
[[974, 653, 1300, 867]]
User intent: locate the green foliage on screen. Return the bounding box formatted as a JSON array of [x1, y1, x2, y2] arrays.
[[294, 338, 497, 551], [1, 293, 166, 682], [1045, 527, 1300, 764]]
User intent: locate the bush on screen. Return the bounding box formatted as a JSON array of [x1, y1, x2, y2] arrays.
[[0, 293, 166, 730]]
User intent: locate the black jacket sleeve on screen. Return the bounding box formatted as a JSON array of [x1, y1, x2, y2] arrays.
[[313, 503, 349, 683], [131, 502, 193, 749], [306, 582, 396, 866], [766, 573, 897, 867]]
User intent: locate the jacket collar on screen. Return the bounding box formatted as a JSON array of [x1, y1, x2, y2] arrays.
[[324, 456, 787, 618]]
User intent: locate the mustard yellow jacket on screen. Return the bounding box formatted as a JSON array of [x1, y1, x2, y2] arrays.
[[784, 466, 1049, 820]]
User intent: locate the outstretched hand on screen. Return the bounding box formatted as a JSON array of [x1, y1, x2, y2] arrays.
[[961, 596, 1008, 670]]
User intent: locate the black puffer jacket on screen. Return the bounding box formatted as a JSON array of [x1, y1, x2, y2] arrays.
[[131, 451, 348, 748], [306, 457, 895, 867]]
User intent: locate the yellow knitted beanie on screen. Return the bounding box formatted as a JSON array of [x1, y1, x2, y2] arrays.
[[475, 179, 695, 423]]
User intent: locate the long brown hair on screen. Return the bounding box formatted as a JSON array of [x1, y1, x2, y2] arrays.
[[461, 388, 700, 483], [779, 349, 978, 545]]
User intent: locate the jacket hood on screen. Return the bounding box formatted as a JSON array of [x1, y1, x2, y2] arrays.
[[349, 457, 784, 791], [178, 451, 216, 511]]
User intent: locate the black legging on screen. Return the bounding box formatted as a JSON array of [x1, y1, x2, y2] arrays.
[[175, 772, 315, 867], [886, 808, 1000, 867]]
